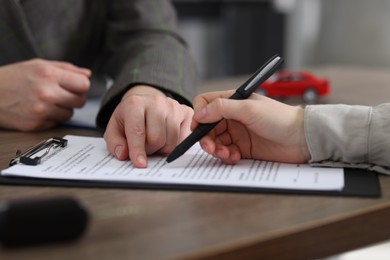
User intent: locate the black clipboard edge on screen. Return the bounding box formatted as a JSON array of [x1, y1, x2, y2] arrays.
[[0, 168, 381, 198]]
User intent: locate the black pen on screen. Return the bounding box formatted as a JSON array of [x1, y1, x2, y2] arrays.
[[166, 55, 283, 163]]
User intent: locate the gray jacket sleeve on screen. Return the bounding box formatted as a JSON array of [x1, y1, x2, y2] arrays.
[[304, 103, 390, 174], [95, 0, 198, 130]]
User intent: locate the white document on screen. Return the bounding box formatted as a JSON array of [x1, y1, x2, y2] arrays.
[[1, 135, 344, 191]]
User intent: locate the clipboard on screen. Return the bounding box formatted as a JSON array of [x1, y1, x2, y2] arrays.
[[0, 136, 381, 198]]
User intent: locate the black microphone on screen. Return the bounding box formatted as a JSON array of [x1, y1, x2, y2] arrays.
[[0, 196, 89, 247]]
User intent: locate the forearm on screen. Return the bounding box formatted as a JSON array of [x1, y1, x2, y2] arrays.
[[304, 103, 390, 174]]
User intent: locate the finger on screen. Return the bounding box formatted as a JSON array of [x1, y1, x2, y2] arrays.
[[15, 105, 73, 131], [158, 114, 179, 154], [191, 90, 264, 131], [177, 106, 193, 142], [214, 131, 233, 146], [214, 145, 231, 161], [122, 100, 148, 168], [144, 105, 167, 155], [199, 127, 232, 156], [199, 135, 217, 154], [25, 99, 74, 122], [191, 91, 234, 131], [57, 94, 87, 109], [214, 144, 241, 164], [196, 117, 223, 154], [212, 120, 228, 136], [53, 89, 87, 109], [192, 90, 235, 112], [46, 105, 74, 122], [36, 83, 88, 109], [104, 114, 130, 161], [194, 98, 250, 124], [49, 61, 91, 77], [159, 103, 192, 154], [54, 68, 91, 94]]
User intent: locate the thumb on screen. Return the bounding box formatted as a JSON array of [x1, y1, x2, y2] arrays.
[[193, 98, 246, 124]]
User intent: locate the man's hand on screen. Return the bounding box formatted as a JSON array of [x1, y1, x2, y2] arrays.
[[0, 59, 91, 131], [104, 85, 194, 168]]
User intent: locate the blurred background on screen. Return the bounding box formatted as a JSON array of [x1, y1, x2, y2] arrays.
[[173, 0, 390, 80]]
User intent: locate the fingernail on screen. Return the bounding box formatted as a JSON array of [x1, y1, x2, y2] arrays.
[[137, 155, 147, 166], [216, 147, 226, 158], [195, 108, 207, 119], [200, 141, 208, 152], [115, 145, 123, 159], [200, 107, 208, 115]]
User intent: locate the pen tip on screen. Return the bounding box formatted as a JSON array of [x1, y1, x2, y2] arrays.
[[166, 154, 176, 164]]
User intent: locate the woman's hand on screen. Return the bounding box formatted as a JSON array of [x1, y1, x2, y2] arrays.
[[192, 90, 311, 164]]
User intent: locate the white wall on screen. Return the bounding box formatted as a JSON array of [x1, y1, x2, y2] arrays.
[[284, 0, 390, 69], [276, 0, 322, 69]]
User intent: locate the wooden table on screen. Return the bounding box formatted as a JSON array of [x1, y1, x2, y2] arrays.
[[1, 66, 390, 259]]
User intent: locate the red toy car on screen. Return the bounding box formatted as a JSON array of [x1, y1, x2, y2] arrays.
[[256, 70, 331, 103]]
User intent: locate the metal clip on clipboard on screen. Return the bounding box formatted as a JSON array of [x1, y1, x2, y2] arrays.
[[9, 137, 68, 166]]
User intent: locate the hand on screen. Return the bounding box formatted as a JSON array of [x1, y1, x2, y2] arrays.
[[104, 85, 194, 168], [192, 90, 311, 164], [0, 59, 91, 131]]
